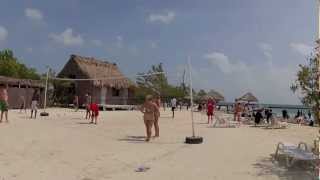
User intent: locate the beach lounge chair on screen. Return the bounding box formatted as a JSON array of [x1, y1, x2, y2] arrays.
[[212, 116, 239, 128], [265, 117, 288, 129], [273, 142, 318, 168]]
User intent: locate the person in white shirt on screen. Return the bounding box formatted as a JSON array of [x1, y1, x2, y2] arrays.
[[171, 98, 177, 118]]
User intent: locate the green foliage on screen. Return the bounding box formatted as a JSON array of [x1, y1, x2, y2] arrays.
[[291, 56, 320, 123], [52, 80, 74, 106], [197, 89, 207, 98], [135, 63, 187, 102], [0, 49, 40, 80]]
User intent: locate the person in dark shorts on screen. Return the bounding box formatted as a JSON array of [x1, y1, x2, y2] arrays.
[[31, 90, 40, 119], [254, 109, 263, 126], [171, 98, 177, 118]]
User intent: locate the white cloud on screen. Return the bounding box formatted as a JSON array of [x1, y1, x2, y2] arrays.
[[290, 43, 313, 57], [116, 35, 123, 48], [49, 28, 84, 46], [150, 42, 158, 48], [204, 52, 247, 74], [91, 39, 103, 47], [0, 26, 8, 42], [148, 11, 176, 24], [26, 48, 33, 53], [201, 51, 299, 104], [25, 8, 43, 21], [258, 42, 272, 59], [128, 46, 139, 56]]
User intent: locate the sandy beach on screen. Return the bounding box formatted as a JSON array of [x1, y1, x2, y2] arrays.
[[0, 108, 317, 180]]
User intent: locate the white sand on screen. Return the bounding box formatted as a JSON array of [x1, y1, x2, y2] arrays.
[[0, 108, 317, 180]]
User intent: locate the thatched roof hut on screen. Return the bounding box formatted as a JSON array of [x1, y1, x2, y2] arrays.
[[238, 92, 258, 103], [0, 76, 45, 109], [207, 89, 225, 102], [58, 54, 134, 105], [0, 76, 44, 88], [58, 54, 132, 89]]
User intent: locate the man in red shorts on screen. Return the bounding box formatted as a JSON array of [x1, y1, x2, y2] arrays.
[[207, 97, 215, 124]]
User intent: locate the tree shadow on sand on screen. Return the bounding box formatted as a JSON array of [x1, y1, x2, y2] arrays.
[[253, 156, 316, 180]]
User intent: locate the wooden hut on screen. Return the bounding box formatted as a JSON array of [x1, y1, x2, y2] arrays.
[[0, 76, 45, 109], [237, 92, 258, 103], [207, 89, 225, 102], [58, 54, 134, 106]]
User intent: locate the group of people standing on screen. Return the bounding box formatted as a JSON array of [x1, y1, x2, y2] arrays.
[[0, 85, 41, 122], [140, 95, 161, 142]]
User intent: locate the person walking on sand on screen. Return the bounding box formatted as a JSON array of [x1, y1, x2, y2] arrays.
[[254, 109, 263, 126], [153, 95, 161, 137], [19, 95, 26, 113], [31, 90, 40, 119], [171, 97, 177, 118], [73, 95, 79, 112], [140, 95, 158, 142], [85, 93, 92, 119], [0, 85, 9, 123], [90, 101, 99, 124], [234, 100, 241, 122], [207, 98, 215, 124]]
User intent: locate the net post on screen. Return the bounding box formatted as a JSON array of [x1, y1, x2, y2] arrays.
[[44, 67, 49, 110], [188, 57, 195, 137]]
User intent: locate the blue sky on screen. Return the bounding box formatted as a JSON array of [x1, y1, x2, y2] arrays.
[[0, 0, 317, 104]]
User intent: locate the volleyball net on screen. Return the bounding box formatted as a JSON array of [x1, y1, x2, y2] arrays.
[[43, 71, 191, 109]]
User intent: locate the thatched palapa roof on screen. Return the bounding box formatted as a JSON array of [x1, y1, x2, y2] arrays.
[[207, 90, 225, 101], [0, 76, 44, 88], [238, 92, 258, 102], [58, 54, 132, 89]]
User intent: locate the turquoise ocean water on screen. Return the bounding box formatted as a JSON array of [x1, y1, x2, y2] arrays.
[[218, 102, 311, 118]]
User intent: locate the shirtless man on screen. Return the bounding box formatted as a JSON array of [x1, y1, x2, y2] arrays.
[[0, 85, 8, 123], [234, 100, 242, 122]]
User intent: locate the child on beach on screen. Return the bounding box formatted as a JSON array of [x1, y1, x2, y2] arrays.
[[207, 98, 215, 124], [0, 85, 9, 123], [140, 95, 158, 142], [90, 102, 99, 124]]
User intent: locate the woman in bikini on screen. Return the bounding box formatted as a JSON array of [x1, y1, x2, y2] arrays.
[[140, 95, 158, 142]]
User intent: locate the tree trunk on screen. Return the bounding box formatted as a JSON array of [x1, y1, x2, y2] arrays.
[[314, 103, 320, 125]]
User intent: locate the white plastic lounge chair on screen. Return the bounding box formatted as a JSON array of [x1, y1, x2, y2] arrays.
[[266, 118, 287, 129], [212, 116, 239, 128], [273, 142, 318, 168]]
